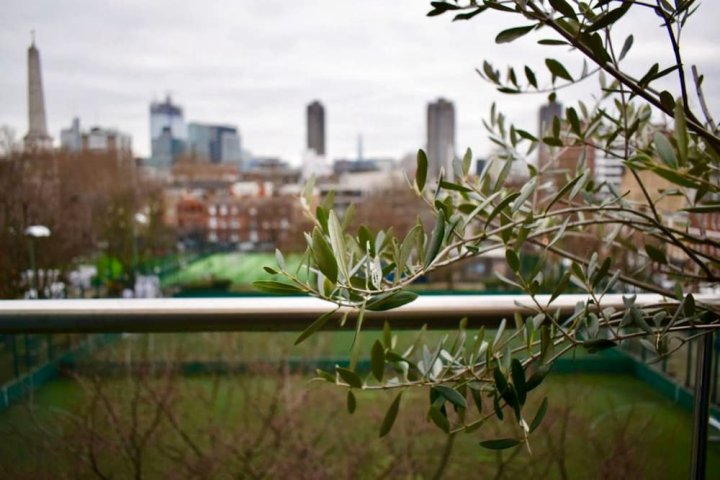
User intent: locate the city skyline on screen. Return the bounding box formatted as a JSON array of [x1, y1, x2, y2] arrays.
[[2, 0, 720, 163]]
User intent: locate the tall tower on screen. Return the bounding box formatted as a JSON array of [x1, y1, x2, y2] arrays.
[[537, 99, 563, 170], [537, 99, 595, 193], [307, 100, 325, 156], [149, 95, 186, 167], [427, 98, 455, 181], [24, 33, 53, 151]]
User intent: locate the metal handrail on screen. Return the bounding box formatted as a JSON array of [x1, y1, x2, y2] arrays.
[[0, 293, 703, 334]]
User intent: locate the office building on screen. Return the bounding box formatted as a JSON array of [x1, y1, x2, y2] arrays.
[[187, 123, 242, 165], [149, 96, 186, 167], [536, 99, 595, 193], [537, 99, 563, 170], [307, 100, 325, 156], [427, 98, 455, 181]]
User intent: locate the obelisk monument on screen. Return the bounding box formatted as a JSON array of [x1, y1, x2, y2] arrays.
[[24, 32, 53, 151]]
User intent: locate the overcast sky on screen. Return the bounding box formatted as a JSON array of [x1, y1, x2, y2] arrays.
[[1, 1, 719, 164]]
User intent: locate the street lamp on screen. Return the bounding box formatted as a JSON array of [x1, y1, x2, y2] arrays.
[[24, 225, 50, 299], [132, 212, 149, 294]]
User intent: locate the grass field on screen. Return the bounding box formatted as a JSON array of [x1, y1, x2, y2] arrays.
[[0, 372, 718, 479], [163, 252, 305, 289], [1, 331, 719, 478]]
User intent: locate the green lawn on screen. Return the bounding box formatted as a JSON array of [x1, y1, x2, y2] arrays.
[[162, 252, 305, 288], [0, 372, 717, 479]]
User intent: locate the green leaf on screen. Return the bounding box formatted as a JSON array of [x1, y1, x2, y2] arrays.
[[660, 90, 675, 110], [653, 132, 678, 168], [684, 293, 696, 317], [347, 390, 357, 414], [379, 393, 402, 437], [358, 225, 375, 255], [549, 0, 576, 19], [263, 266, 278, 274], [337, 367, 363, 389], [434, 385, 467, 409], [424, 209, 446, 268], [566, 107, 581, 135], [480, 438, 521, 450], [252, 281, 303, 295], [538, 39, 568, 46], [328, 211, 349, 280], [645, 243, 667, 264], [462, 147, 472, 176], [524, 66, 538, 88], [493, 393, 504, 420], [649, 165, 702, 188], [587, 3, 631, 32], [315, 368, 335, 383], [526, 364, 551, 391], [371, 340, 385, 382], [545, 58, 573, 82], [416, 149, 428, 192], [511, 359, 527, 405], [549, 271, 571, 304], [619, 34, 634, 61], [453, 6, 487, 22], [485, 192, 520, 229], [366, 291, 418, 311], [295, 309, 338, 345], [544, 172, 584, 214], [683, 204, 720, 213], [428, 405, 450, 433], [312, 228, 338, 284], [511, 177, 537, 212], [440, 181, 473, 193], [530, 397, 548, 432], [505, 249, 520, 272], [495, 25, 536, 44]]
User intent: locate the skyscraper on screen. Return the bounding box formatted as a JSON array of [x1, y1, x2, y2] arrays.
[[427, 98, 455, 180], [187, 123, 242, 166], [24, 34, 53, 151], [536, 99, 595, 192], [307, 100, 325, 156], [537, 99, 563, 170], [149, 95, 186, 167]]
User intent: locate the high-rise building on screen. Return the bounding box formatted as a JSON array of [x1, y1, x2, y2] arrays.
[[60, 117, 132, 157], [537, 99, 563, 170], [149, 95, 186, 167], [427, 98, 455, 180], [24, 35, 53, 151], [187, 123, 242, 166], [60, 117, 82, 152], [536, 99, 595, 193], [307, 100, 325, 156]]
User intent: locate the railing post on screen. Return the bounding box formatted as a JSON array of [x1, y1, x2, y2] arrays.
[[690, 333, 713, 480], [713, 331, 719, 404], [686, 334, 693, 388]]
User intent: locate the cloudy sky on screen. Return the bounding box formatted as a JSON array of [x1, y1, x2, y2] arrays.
[[1, 1, 719, 164]]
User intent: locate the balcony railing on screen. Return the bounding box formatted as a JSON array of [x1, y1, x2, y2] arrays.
[[0, 293, 685, 333]]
